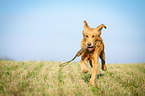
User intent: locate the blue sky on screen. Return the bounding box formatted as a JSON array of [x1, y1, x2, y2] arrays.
[[0, 0, 145, 63]]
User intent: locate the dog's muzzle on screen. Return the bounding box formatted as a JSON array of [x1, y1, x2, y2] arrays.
[[87, 43, 94, 51], [88, 46, 94, 51]]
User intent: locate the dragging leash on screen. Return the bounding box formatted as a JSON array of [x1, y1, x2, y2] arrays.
[[59, 55, 78, 67], [59, 45, 87, 67]]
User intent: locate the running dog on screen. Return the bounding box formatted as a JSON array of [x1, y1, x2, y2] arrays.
[[80, 21, 107, 85]]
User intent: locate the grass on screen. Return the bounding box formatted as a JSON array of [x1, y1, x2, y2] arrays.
[[0, 60, 144, 96]]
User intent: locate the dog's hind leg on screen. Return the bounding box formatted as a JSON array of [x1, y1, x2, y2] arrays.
[[100, 51, 107, 71]]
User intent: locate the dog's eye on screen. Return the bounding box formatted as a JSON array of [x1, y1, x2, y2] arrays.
[[86, 35, 88, 38], [92, 35, 95, 38]]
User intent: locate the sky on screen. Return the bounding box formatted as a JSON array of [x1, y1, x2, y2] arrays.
[[0, 0, 145, 64]]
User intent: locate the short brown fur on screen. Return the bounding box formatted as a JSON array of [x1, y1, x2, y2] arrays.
[[80, 21, 107, 85]]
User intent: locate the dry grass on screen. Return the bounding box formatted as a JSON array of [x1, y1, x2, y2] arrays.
[[0, 60, 144, 96]]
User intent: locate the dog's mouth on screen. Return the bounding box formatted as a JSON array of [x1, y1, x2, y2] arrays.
[[87, 46, 94, 51]]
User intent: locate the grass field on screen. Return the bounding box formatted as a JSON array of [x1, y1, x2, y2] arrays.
[[0, 60, 144, 96]]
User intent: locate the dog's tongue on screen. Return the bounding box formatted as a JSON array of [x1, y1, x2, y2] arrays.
[[88, 47, 94, 51]]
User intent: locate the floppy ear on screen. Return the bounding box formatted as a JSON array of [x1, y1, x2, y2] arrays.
[[96, 24, 106, 35]]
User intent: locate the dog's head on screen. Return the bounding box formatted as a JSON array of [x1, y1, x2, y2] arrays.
[[82, 21, 106, 51]]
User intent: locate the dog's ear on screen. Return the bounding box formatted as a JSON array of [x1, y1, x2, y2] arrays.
[[84, 21, 89, 30], [96, 24, 106, 31], [96, 24, 106, 35], [83, 21, 89, 35]]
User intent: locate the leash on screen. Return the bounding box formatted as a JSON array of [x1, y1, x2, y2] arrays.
[[59, 45, 87, 67], [59, 55, 78, 67], [59, 37, 102, 67]]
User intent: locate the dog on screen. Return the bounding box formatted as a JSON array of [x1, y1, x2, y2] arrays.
[[79, 21, 107, 85]]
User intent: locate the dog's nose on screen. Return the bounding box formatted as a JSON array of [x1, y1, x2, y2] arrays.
[[87, 43, 92, 46]]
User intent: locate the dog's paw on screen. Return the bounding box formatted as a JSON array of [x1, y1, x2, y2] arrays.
[[82, 69, 88, 73], [102, 66, 107, 71], [90, 80, 95, 86]]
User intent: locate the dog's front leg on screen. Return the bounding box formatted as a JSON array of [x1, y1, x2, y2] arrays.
[[90, 55, 98, 85], [79, 59, 88, 73]]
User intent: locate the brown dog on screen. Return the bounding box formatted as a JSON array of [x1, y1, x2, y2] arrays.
[[80, 21, 107, 85]]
